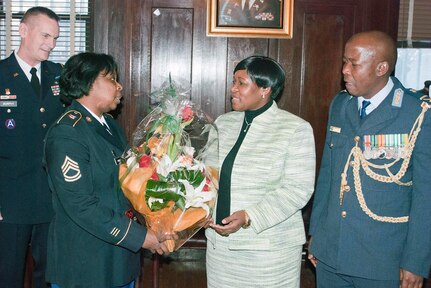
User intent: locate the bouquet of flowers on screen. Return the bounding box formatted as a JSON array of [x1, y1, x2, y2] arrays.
[[119, 77, 219, 252]]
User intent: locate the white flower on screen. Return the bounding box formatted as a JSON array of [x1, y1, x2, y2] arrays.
[[178, 179, 215, 216], [155, 146, 201, 177], [155, 154, 174, 177], [126, 154, 139, 172], [182, 146, 195, 157]]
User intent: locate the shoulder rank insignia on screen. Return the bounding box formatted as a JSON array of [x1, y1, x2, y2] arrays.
[[57, 110, 82, 127], [392, 88, 404, 107]]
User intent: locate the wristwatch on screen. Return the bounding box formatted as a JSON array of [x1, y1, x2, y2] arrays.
[[242, 211, 251, 229]]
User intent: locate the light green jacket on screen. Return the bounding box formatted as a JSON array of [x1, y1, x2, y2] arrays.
[[206, 102, 316, 250]]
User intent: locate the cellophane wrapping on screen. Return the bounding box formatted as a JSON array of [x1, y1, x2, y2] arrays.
[[119, 78, 219, 252]]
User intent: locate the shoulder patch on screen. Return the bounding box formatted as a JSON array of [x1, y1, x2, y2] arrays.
[[57, 110, 82, 127]]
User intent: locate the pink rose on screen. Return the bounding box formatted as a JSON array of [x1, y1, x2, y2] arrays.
[[181, 105, 194, 122]]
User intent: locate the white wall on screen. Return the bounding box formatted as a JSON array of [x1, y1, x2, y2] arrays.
[[395, 48, 431, 90]]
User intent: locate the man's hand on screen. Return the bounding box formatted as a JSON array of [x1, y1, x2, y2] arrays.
[[400, 269, 423, 288], [307, 237, 317, 267]]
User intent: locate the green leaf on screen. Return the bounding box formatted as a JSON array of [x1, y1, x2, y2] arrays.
[[146, 180, 183, 201], [171, 169, 205, 187], [144, 179, 187, 211], [175, 197, 186, 211]]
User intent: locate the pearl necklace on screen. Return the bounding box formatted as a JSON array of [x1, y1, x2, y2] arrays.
[[243, 117, 251, 132]]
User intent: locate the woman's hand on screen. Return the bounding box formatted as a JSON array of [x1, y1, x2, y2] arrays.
[[209, 210, 248, 236], [142, 229, 172, 255], [203, 216, 214, 229]]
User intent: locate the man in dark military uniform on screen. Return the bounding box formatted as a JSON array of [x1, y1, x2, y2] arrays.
[[219, 0, 282, 27], [0, 7, 64, 287], [44, 52, 170, 288], [308, 31, 431, 288]]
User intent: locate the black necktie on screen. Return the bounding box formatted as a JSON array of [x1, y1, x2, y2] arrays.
[[30, 67, 41, 97], [360, 100, 371, 118]]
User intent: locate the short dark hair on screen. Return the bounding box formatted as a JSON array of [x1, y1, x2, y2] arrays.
[[21, 6, 60, 23], [234, 55, 285, 100], [59, 52, 119, 105]]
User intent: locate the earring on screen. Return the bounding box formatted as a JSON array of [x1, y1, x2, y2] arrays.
[[261, 94, 265, 99]]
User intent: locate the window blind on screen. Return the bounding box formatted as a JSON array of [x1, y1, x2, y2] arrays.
[[0, 0, 92, 64], [398, 0, 431, 45]]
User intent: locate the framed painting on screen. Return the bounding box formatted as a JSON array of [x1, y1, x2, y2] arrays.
[[207, 0, 294, 38]]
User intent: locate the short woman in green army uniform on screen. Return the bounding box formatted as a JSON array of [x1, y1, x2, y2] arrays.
[[44, 52, 171, 288]]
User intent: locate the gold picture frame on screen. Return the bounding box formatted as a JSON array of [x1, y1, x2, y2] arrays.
[[207, 0, 294, 39]]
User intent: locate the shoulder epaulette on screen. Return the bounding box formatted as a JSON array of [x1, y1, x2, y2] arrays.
[[56, 110, 82, 127], [419, 95, 431, 102]]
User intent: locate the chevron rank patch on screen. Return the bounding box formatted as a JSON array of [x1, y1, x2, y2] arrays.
[[61, 156, 82, 182]]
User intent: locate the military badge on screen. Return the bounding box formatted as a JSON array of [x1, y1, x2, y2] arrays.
[[61, 156, 82, 182], [0, 101, 17, 107], [1, 88, 16, 99], [329, 126, 341, 133], [363, 133, 408, 160], [51, 83, 60, 96], [392, 88, 404, 107], [4, 118, 16, 129]]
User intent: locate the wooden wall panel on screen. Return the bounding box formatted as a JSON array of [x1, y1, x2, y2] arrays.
[[150, 8, 193, 91], [298, 7, 353, 166]]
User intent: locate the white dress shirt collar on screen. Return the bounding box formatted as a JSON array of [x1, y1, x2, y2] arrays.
[[14, 50, 41, 82], [357, 77, 394, 115]]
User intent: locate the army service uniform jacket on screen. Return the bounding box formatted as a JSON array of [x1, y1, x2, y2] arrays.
[[0, 52, 64, 224], [44, 101, 147, 287], [309, 77, 431, 280]]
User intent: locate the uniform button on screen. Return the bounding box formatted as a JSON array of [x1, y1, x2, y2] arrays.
[[350, 161, 355, 167], [42, 123, 47, 128], [330, 143, 334, 148], [40, 107, 45, 112], [341, 211, 347, 218], [344, 185, 350, 192], [7, 109, 11, 113]]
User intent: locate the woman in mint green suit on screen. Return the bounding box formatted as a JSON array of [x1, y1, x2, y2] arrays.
[[206, 56, 316, 287]]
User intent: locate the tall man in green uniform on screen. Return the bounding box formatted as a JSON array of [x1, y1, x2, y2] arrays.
[[309, 31, 431, 288], [0, 7, 64, 287]]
